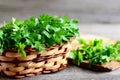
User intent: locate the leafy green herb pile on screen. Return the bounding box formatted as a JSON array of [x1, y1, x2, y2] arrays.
[[70, 39, 120, 67], [0, 14, 79, 57]]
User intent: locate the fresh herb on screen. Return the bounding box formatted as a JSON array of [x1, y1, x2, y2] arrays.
[[70, 39, 120, 67], [0, 14, 79, 57], [114, 41, 120, 61], [70, 49, 83, 66]]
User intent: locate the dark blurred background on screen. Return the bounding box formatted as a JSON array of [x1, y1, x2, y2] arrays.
[[1, 0, 120, 23]]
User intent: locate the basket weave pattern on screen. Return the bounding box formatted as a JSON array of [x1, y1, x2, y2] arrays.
[[0, 43, 71, 78]]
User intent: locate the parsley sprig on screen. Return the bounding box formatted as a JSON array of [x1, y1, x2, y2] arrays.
[[0, 14, 79, 57], [70, 39, 120, 67]]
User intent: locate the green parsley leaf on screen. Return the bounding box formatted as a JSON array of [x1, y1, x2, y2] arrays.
[[18, 43, 26, 57]]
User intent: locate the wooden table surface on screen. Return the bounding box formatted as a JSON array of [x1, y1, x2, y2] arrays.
[[0, 24, 120, 80], [1, 0, 120, 23]]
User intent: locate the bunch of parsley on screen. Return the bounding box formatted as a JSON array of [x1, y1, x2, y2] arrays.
[[0, 14, 79, 57], [70, 39, 120, 67]]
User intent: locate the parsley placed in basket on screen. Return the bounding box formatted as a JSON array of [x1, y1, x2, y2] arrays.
[[0, 14, 79, 57], [70, 39, 120, 67]]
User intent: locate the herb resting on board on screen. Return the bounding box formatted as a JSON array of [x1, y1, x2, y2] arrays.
[[0, 14, 79, 57], [70, 39, 120, 67]]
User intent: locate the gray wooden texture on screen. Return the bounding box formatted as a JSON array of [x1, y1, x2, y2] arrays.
[[1, 0, 120, 23]]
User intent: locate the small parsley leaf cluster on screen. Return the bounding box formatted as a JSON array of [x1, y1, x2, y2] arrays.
[[70, 39, 120, 67]]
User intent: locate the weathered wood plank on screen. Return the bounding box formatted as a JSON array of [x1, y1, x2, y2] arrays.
[[0, 0, 120, 23]]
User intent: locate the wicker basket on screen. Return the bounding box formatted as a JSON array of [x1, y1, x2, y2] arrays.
[[0, 42, 72, 78]]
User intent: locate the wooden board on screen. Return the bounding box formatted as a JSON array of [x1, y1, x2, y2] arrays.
[[80, 33, 116, 44], [70, 33, 120, 72]]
